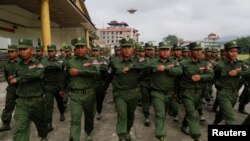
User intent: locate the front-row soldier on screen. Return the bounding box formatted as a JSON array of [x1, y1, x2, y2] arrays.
[[9, 39, 48, 141], [66, 37, 99, 141], [180, 42, 214, 141], [150, 42, 182, 141], [105, 38, 146, 141]]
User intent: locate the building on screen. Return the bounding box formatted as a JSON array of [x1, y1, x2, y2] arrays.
[[97, 20, 139, 46], [0, 0, 96, 51], [201, 33, 222, 48]]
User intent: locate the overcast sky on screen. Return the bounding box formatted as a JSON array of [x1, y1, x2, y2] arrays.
[[85, 0, 250, 42]]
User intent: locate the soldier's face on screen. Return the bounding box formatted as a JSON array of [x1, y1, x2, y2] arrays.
[[48, 50, 57, 58], [191, 49, 202, 59], [60, 50, 65, 56], [205, 52, 212, 57], [182, 51, 189, 57], [19, 47, 33, 60], [7, 51, 18, 60], [226, 48, 238, 60], [36, 50, 43, 57], [138, 51, 145, 57], [159, 49, 170, 59], [76, 45, 88, 57], [173, 50, 182, 57], [145, 49, 154, 57], [65, 51, 72, 56], [91, 50, 100, 57], [121, 46, 133, 58]]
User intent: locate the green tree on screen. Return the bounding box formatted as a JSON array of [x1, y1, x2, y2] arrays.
[[235, 36, 250, 53], [163, 35, 178, 46]]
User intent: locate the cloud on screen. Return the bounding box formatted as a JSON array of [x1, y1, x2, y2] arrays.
[[86, 0, 250, 42]]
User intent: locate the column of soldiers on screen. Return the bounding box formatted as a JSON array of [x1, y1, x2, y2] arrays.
[[0, 37, 250, 141]]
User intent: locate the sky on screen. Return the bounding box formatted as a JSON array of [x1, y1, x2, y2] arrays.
[[85, 0, 250, 42]]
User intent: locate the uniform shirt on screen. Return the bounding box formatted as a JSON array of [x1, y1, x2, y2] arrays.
[[150, 58, 182, 92], [66, 56, 99, 90], [180, 58, 214, 89], [3, 58, 19, 85], [15, 57, 45, 97], [139, 56, 156, 88]]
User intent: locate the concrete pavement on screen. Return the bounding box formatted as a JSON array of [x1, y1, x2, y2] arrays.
[[0, 82, 249, 141]]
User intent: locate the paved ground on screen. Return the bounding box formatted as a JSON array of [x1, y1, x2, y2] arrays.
[[0, 82, 249, 141]]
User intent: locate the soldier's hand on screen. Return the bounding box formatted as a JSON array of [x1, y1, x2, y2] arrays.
[[69, 68, 79, 76], [229, 70, 237, 76], [10, 78, 17, 84], [7, 75, 15, 83], [122, 67, 129, 73], [192, 75, 201, 82], [157, 65, 165, 72], [59, 90, 64, 97]]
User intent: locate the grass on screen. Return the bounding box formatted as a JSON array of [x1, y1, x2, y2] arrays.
[[238, 54, 249, 60]]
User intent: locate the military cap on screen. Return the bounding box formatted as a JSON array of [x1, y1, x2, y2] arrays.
[[172, 44, 182, 50], [120, 38, 134, 47], [220, 49, 225, 53], [224, 41, 239, 50], [155, 46, 159, 51], [71, 37, 87, 46], [64, 46, 72, 51], [18, 39, 33, 48], [182, 46, 189, 52], [188, 42, 202, 50], [212, 48, 218, 53], [205, 47, 212, 52], [36, 46, 43, 51], [47, 45, 57, 51], [144, 43, 154, 50], [158, 42, 171, 49], [114, 45, 121, 51], [138, 46, 145, 51], [7, 45, 18, 51], [91, 44, 101, 51]]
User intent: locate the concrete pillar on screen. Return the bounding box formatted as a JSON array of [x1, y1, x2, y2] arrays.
[[41, 0, 51, 53], [84, 29, 90, 48]]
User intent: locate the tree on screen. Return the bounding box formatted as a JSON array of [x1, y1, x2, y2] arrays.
[[162, 35, 178, 46], [235, 36, 250, 54]]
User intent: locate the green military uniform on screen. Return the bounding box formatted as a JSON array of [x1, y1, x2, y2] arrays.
[[13, 39, 47, 141], [180, 42, 214, 141], [105, 38, 146, 141], [90, 45, 109, 120], [150, 42, 182, 141], [43, 45, 65, 131], [35, 46, 46, 61], [57, 45, 66, 60], [213, 41, 250, 125], [67, 37, 99, 141], [139, 43, 155, 126], [0, 45, 19, 131]]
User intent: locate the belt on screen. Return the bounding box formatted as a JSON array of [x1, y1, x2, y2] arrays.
[[71, 88, 94, 94], [19, 96, 43, 101]]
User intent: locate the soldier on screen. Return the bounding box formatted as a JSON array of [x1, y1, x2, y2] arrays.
[[180, 42, 214, 141], [35, 46, 46, 61], [213, 41, 250, 125], [90, 44, 109, 120], [110, 45, 121, 63], [67, 37, 99, 141], [182, 46, 190, 59], [150, 42, 182, 141], [57, 46, 66, 60], [9, 39, 48, 141], [43, 45, 66, 132], [0, 45, 19, 131], [140, 42, 155, 126], [105, 38, 145, 141], [154, 46, 159, 57]]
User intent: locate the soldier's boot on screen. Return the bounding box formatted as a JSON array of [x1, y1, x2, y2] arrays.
[[86, 134, 93, 141], [0, 123, 10, 131], [47, 123, 54, 132], [238, 104, 248, 115], [181, 125, 189, 135], [158, 136, 166, 141], [96, 113, 101, 120], [119, 134, 126, 141], [125, 133, 131, 141], [173, 115, 179, 122], [193, 138, 201, 141], [41, 136, 48, 141], [60, 113, 65, 121], [200, 115, 206, 121], [144, 116, 150, 127]]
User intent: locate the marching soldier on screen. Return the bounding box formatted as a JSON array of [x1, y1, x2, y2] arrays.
[[10, 39, 48, 141], [67, 37, 99, 141], [43, 45, 66, 132], [57, 46, 66, 60], [150, 42, 182, 141], [180, 42, 214, 141], [35, 46, 46, 61], [0, 45, 19, 131]]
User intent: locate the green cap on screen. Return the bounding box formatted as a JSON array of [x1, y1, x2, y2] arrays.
[[205, 47, 212, 52], [188, 42, 202, 50], [144, 43, 154, 50], [18, 39, 33, 48], [182, 46, 189, 52], [71, 37, 87, 46], [120, 38, 134, 47], [224, 41, 239, 50], [212, 48, 218, 53], [158, 42, 171, 49], [91, 44, 101, 51], [36, 46, 43, 51], [114, 45, 120, 51], [172, 44, 182, 50], [47, 45, 57, 51], [7, 45, 18, 51], [220, 49, 225, 53], [65, 46, 72, 51], [138, 46, 145, 51]]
